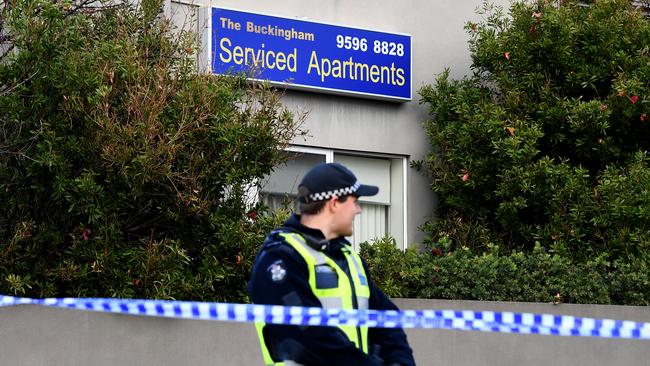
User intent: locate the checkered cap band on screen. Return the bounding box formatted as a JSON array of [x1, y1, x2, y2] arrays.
[[307, 181, 361, 202]]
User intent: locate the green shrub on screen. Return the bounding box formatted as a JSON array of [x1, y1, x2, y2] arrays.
[[360, 237, 431, 298], [419, 0, 650, 262], [0, 0, 302, 301], [374, 0, 650, 305], [608, 256, 650, 305], [361, 237, 648, 305]]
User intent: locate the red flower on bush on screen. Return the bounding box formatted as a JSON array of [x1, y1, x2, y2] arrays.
[[641, 114, 647, 122], [461, 171, 470, 182], [504, 52, 510, 60], [246, 210, 258, 220], [630, 95, 639, 104], [82, 228, 91, 241], [431, 247, 443, 257]]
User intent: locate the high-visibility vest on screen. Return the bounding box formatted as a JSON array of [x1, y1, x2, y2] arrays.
[[255, 232, 371, 366]]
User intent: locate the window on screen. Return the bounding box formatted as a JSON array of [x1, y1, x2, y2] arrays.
[[259, 146, 329, 212], [259, 146, 407, 250]]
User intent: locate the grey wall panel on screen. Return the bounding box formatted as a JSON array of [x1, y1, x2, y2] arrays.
[[0, 305, 262, 366], [393, 299, 650, 366], [2, 299, 649, 365]]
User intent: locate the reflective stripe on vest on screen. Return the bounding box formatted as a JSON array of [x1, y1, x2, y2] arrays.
[[255, 232, 371, 365]]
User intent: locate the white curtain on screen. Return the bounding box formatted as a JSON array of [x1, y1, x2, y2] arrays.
[[351, 202, 387, 251]]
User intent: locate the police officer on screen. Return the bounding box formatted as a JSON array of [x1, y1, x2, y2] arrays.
[[248, 162, 416, 366]]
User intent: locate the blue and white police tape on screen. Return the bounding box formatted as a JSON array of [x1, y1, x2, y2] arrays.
[[1, 295, 649, 340]]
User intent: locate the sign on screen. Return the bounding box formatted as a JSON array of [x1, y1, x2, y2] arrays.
[[202, 7, 412, 102]]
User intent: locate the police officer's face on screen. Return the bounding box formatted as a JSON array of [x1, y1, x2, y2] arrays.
[[332, 195, 362, 237]]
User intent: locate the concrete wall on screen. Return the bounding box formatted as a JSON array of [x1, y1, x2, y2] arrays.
[[169, 0, 512, 246], [2, 299, 648, 365], [393, 299, 650, 366]]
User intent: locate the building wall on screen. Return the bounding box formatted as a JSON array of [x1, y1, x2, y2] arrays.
[[2, 299, 648, 365], [169, 0, 511, 246]]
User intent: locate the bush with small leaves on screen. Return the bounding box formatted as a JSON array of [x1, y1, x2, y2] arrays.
[[361, 237, 647, 305], [419, 0, 650, 264], [0, 0, 303, 301]]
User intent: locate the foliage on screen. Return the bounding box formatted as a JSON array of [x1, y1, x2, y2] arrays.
[[0, 0, 303, 301], [419, 0, 650, 262], [361, 237, 650, 305], [360, 237, 429, 298]]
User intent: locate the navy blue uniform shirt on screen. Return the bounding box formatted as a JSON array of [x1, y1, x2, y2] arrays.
[[248, 214, 416, 366]]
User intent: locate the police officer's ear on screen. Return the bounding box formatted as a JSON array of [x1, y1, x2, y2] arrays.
[[326, 195, 341, 213]]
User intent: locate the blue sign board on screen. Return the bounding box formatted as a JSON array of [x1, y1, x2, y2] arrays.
[[210, 7, 411, 102]]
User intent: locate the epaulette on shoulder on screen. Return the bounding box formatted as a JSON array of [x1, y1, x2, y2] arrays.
[[261, 228, 293, 249]]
